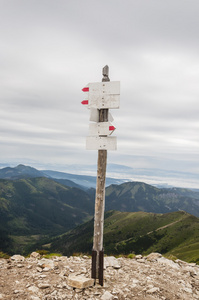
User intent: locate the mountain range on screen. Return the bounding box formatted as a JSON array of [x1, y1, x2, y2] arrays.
[[1, 161, 198, 189], [105, 182, 199, 217], [0, 164, 199, 259], [0, 164, 125, 188]]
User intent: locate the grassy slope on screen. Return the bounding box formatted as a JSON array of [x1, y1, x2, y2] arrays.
[[48, 210, 199, 264], [1, 177, 199, 258]]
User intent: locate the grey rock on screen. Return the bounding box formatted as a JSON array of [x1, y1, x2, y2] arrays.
[[10, 254, 25, 262], [30, 252, 41, 259], [146, 287, 160, 294], [28, 286, 40, 293], [135, 255, 143, 259], [0, 254, 198, 299], [38, 282, 51, 289], [157, 256, 180, 269], [101, 291, 113, 300], [147, 252, 162, 261], [104, 256, 121, 269]]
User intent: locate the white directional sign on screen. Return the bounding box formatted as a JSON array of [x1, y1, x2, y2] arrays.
[[82, 79, 119, 150], [86, 136, 117, 150], [89, 122, 115, 136], [82, 81, 120, 109], [89, 108, 99, 122]]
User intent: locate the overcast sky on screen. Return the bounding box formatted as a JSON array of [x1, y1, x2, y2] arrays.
[[0, 0, 199, 186]]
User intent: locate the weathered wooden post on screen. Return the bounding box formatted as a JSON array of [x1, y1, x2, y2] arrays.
[[81, 66, 120, 285], [92, 67, 109, 285]]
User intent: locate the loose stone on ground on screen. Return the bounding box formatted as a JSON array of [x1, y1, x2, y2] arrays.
[[0, 252, 198, 299]]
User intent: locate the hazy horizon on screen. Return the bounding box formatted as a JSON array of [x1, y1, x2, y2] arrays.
[[1, 1, 199, 186]]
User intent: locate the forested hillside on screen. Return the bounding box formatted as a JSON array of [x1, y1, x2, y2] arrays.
[[0, 177, 94, 254]]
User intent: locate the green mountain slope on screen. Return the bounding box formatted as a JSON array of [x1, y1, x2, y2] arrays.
[[1, 173, 199, 256], [48, 210, 199, 264], [105, 182, 199, 217], [0, 177, 94, 254]]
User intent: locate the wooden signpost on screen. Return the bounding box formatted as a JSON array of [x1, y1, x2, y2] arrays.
[[81, 66, 120, 285]]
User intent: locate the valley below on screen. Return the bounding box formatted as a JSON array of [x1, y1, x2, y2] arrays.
[[0, 165, 199, 266]]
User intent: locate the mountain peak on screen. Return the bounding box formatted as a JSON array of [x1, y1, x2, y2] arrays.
[[15, 164, 28, 170], [0, 164, 44, 179]]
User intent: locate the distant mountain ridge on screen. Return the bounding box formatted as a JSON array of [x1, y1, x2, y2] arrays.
[[105, 182, 199, 217], [0, 164, 199, 256], [1, 162, 198, 189], [0, 164, 125, 188], [0, 164, 47, 179]]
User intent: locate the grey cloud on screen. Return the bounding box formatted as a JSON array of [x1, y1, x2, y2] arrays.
[[0, 0, 198, 186]]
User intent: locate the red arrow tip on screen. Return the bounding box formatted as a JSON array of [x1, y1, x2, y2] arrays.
[[81, 100, 89, 105], [109, 126, 116, 131], [82, 87, 89, 92]]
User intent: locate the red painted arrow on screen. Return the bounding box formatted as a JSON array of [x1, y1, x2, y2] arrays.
[[81, 100, 89, 105], [109, 126, 116, 131], [82, 87, 89, 92]]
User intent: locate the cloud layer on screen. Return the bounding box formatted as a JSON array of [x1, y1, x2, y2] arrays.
[[0, 0, 199, 186]]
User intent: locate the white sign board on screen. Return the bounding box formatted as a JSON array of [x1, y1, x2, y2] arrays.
[[85, 81, 120, 109], [89, 122, 115, 136], [86, 136, 117, 150], [89, 108, 99, 122]]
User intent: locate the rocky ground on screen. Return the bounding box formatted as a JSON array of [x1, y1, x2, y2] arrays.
[[0, 252, 199, 299]]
